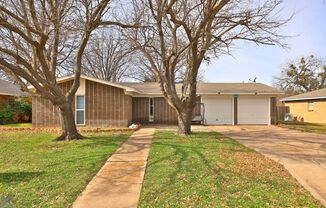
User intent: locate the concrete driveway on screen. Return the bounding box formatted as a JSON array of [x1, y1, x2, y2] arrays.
[[209, 125, 326, 206]]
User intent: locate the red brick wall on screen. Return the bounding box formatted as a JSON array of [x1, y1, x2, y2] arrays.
[[0, 95, 14, 107]]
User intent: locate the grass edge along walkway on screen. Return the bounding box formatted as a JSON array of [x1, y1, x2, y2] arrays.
[[73, 128, 155, 208]]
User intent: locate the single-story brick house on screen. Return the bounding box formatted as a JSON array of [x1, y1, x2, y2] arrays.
[[280, 88, 326, 123], [32, 75, 283, 127], [0, 79, 27, 106]]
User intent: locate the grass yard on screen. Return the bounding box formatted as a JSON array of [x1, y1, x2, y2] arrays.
[[1, 123, 32, 128], [139, 131, 323, 208], [279, 121, 326, 135], [0, 131, 130, 207]]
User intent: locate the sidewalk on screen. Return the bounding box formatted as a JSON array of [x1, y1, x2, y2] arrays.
[[73, 128, 155, 208]]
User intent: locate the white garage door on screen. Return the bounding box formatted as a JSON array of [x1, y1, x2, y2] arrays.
[[238, 97, 270, 124], [202, 97, 233, 125]]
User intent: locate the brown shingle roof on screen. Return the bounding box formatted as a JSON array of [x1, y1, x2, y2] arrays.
[[38, 75, 283, 96], [281, 88, 326, 101], [0, 79, 27, 96], [121, 82, 283, 95]]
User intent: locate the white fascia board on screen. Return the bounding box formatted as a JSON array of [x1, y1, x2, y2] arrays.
[[280, 96, 326, 102]]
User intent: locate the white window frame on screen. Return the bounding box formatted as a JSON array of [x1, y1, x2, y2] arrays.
[[75, 95, 86, 125], [149, 97, 154, 122], [307, 101, 314, 111]]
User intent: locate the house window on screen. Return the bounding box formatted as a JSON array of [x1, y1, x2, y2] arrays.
[[149, 97, 154, 122], [307, 101, 314, 111], [76, 95, 85, 125]]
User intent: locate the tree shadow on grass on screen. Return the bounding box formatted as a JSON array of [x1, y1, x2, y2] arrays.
[[140, 131, 257, 205], [0, 171, 44, 183]]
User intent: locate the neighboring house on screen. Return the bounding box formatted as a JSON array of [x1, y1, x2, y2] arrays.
[[0, 79, 27, 106], [31, 75, 283, 127], [281, 88, 326, 123]]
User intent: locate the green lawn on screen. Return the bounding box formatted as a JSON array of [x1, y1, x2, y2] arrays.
[[0, 131, 130, 207], [1, 123, 32, 128], [279, 121, 326, 135], [139, 131, 322, 207]]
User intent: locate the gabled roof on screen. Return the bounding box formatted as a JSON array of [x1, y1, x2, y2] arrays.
[[0, 79, 27, 96], [280, 88, 326, 102], [28, 75, 141, 93], [121, 82, 283, 95], [60, 75, 141, 93]]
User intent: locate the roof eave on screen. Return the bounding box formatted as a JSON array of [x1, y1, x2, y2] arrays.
[[199, 92, 283, 95], [132, 92, 283, 96], [0, 92, 25, 96], [281, 96, 326, 102], [27, 75, 141, 94]]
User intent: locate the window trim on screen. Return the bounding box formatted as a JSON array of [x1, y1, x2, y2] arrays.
[[75, 95, 86, 125], [149, 97, 154, 122], [307, 101, 314, 112]]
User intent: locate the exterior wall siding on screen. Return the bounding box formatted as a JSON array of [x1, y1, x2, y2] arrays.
[[284, 99, 326, 124], [32, 79, 131, 127], [132, 97, 201, 125], [85, 80, 130, 127], [234, 96, 238, 125], [270, 97, 277, 124], [154, 97, 178, 124], [32, 81, 73, 127], [132, 97, 150, 124]]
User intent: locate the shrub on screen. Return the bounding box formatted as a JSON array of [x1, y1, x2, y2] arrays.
[[0, 97, 32, 124], [0, 103, 14, 124], [13, 97, 32, 122]]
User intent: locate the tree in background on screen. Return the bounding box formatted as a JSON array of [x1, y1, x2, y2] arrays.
[[123, 0, 289, 134], [0, 0, 133, 140], [129, 55, 207, 83], [274, 55, 326, 94], [82, 29, 136, 82]]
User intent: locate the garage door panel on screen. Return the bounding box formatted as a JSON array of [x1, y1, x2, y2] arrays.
[[202, 97, 233, 125], [238, 98, 269, 124]]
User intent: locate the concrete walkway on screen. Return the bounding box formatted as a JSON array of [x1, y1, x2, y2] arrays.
[[210, 125, 326, 206], [73, 128, 155, 208]]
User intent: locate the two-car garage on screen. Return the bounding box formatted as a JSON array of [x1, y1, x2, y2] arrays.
[[202, 96, 271, 125]]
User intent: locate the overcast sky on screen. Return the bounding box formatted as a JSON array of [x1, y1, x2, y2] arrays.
[[202, 0, 326, 85]]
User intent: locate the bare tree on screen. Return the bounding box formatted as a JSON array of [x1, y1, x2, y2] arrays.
[[83, 29, 135, 82], [130, 51, 206, 83], [0, 0, 135, 140], [123, 0, 289, 134], [274, 55, 326, 94], [0, 69, 12, 81]]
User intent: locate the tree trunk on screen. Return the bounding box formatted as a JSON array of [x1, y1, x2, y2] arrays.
[[177, 107, 193, 135], [56, 102, 82, 141]]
